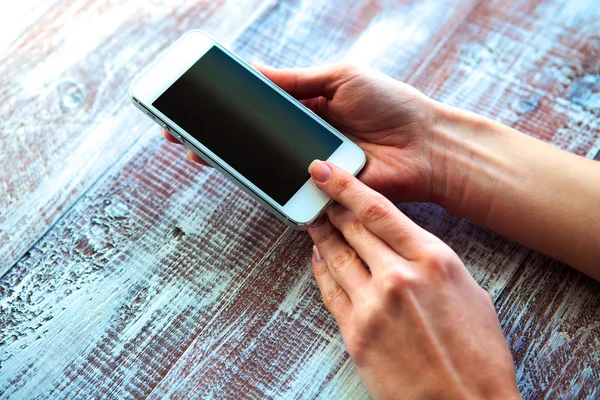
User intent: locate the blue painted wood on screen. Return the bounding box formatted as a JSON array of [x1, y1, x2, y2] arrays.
[[0, 0, 270, 275], [0, 0, 599, 398]]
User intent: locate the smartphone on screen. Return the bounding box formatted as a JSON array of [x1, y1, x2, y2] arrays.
[[129, 30, 366, 229]]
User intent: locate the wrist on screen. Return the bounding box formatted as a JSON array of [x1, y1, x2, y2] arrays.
[[427, 101, 516, 221]]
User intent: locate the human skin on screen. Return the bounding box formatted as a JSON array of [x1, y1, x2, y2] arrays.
[[162, 63, 600, 398], [166, 63, 600, 280], [307, 160, 520, 399]]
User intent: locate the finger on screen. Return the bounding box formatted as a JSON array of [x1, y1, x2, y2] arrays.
[[300, 98, 321, 114], [299, 97, 335, 123], [163, 129, 182, 144], [326, 203, 399, 275], [311, 245, 351, 328], [253, 62, 360, 100], [308, 215, 370, 298], [309, 160, 428, 260], [186, 149, 210, 167], [162, 129, 210, 167]]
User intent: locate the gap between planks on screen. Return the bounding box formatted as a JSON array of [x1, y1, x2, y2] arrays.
[[0, 0, 276, 280], [0, 118, 151, 280], [147, 227, 292, 398], [149, 1, 527, 394], [147, 1, 494, 394]]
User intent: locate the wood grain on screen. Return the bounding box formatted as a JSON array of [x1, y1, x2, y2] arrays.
[[235, 0, 481, 80], [0, 0, 270, 275], [496, 253, 600, 398], [0, 133, 287, 397], [149, 230, 365, 399], [411, 0, 600, 156], [0, 0, 65, 54], [402, 1, 600, 396], [1, 0, 599, 398]]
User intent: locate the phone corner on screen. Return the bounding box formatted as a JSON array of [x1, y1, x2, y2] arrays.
[[281, 216, 310, 231], [129, 77, 142, 102], [281, 212, 320, 231], [353, 144, 367, 176], [286, 220, 311, 231], [182, 29, 211, 40], [128, 90, 138, 105]]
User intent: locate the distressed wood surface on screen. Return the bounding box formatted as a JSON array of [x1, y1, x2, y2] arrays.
[[402, 1, 600, 394], [1, 0, 599, 399], [411, 0, 600, 156], [0, 133, 287, 398], [497, 253, 600, 399], [0, 0, 270, 275]]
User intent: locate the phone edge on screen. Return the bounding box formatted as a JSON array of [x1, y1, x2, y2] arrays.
[[129, 30, 367, 230], [130, 95, 310, 230]]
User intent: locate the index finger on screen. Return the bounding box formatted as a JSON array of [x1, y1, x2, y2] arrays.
[[162, 129, 210, 167], [163, 129, 182, 144], [309, 160, 428, 258], [254, 63, 361, 100]]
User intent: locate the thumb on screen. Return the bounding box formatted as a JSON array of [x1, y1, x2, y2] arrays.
[[252, 62, 352, 100]]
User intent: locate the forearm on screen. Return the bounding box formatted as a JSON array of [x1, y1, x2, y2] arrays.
[[432, 103, 600, 280]]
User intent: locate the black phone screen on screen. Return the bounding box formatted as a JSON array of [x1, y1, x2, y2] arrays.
[[152, 46, 342, 205]]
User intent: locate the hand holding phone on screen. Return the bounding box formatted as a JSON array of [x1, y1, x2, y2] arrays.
[[130, 30, 365, 228]]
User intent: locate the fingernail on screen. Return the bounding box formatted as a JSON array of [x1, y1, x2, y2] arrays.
[[311, 214, 327, 227], [313, 245, 323, 262], [309, 160, 332, 183], [186, 150, 193, 160]]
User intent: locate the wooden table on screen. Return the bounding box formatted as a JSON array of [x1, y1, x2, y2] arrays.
[[1, 0, 599, 398]]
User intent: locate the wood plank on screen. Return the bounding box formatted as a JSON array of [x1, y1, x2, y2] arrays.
[[148, 230, 371, 399], [0, 0, 487, 397], [411, 0, 600, 156], [495, 254, 600, 398], [235, 0, 480, 79], [401, 0, 600, 396], [0, 0, 65, 54], [0, 133, 287, 397], [2, 0, 599, 398], [0, 0, 270, 275]]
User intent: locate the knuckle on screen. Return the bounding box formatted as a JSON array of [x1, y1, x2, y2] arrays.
[[347, 299, 388, 363], [333, 175, 353, 198], [322, 286, 345, 312], [359, 301, 388, 332], [419, 244, 461, 280], [347, 218, 366, 236], [314, 226, 335, 245], [329, 248, 356, 272], [359, 198, 390, 225], [344, 328, 370, 365], [381, 269, 421, 301], [334, 62, 361, 78]]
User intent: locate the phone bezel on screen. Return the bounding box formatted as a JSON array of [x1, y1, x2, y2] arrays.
[[129, 30, 366, 227]]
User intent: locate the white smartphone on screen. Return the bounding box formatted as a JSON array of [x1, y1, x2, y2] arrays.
[[129, 30, 366, 229]]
